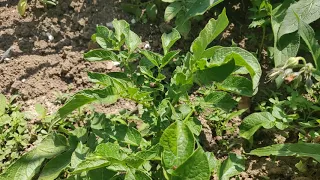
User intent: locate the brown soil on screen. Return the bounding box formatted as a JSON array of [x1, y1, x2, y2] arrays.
[[0, 0, 160, 114]]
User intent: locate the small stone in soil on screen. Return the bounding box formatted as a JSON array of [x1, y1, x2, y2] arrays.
[[106, 61, 113, 70]]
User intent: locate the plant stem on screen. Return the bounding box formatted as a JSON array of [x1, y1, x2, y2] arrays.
[[258, 25, 266, 61]]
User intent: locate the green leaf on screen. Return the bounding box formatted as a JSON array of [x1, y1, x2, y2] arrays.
[[88, 72, 130, 94], [0, 134, 68, 180], [84, 49, 118, 62], [184, 0, 224, 21], [183, 117, 202, 136], [94, 25, 114, 49], [273, 32, 300, 67], [141, 50, 162, 67], [172, 148, 210, 180], [125, 169, 152, 180], [162, 0, 178, 3], [121, 3, 142, 18], [210, 47, 262, 95], [239, 112, 276, 140], [205, 152, 220, 173], [218, 153, 245, 180], [146, 3, 158, 21], [125, 30, 141, 53], [203, 91, 237, 111], [160, 121, 195, 170], [135, 144, 162, 161], [249, 143, 320, 162], [114, 125, 142, 146], [217, 75, 253, 97], [72, 159, 110, 174], [0, 94, 6, 116], [38, 150, 73, 180], [140, 66, 155, 79], [195, 59, 235, 85], [124, 156, 144, 169], [18, 0, 27, 16], [87, 168, 117, 180], [164, 2, 182, 22], [297, 19, 320, 70], [35, 103, 47, 119], [176, 17, 191, 38], [161, 50, 180, 68], [271, 1, 300, 67], [161, 28, 181, 55], [277, 0, 320, 40], [71, 142, 89, 169], [113, 19, 130, 42], [191, 8, 228, 60], [55, 88, 116, 119], [94, 143, 124, 160]]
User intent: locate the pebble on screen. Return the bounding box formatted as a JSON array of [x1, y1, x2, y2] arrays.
[[112, 61, 120, 66], [78, 18, 86, 26], [106, 22, 113, 28], [144, 42, 151, 49], [46, 32, 54, 42], [106, 61, 113, 70]]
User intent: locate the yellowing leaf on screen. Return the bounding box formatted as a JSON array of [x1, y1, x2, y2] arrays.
[[18, 0, 27, 16]]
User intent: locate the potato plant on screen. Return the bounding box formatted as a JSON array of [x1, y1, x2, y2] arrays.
[[268, 0, 320, 88], [0, 9, 263, 179], [121, 0, 224, 37], [18, 0, 57, 16]]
